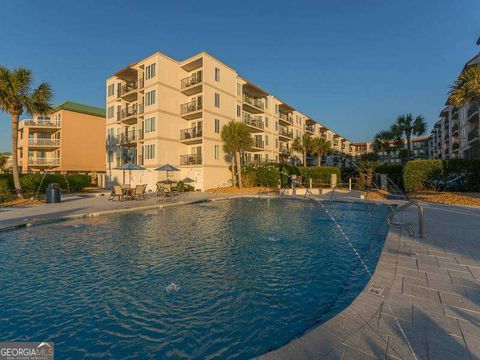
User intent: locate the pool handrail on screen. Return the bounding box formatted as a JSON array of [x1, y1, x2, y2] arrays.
[[387, 200, 424, 238]]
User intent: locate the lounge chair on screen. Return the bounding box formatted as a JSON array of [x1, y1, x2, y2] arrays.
[[156, 183, 172, 202], [133, 184, 147, 200], [109, 185, 124, 201]]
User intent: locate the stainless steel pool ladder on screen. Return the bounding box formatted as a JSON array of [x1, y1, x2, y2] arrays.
[[387, 200, 424, 238]]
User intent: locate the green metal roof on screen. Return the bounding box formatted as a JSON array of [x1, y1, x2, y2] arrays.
[[55, 101, 105, 118]]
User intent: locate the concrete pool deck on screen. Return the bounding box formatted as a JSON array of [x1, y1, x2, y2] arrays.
[[1, 193, 479, 359]]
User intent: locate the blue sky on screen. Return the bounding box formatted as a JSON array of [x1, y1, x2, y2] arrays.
[[0, 0, 479, 152]]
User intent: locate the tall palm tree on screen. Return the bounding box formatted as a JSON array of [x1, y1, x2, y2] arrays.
[[222, 138, 236, 187], [311, 137, 331, 166], [0, 67, 53, 198], [220, 121, 253, 188], [372, 129, 400, 165], [292, 133, 313, 166], [449, 64, 480, 106], [392, 114, 426, 161]]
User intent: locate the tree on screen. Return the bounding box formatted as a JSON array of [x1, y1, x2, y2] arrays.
[[220, 121, 253, 188], [311, 137, 331, 166], [392, 114, 426, 161], [0, 67, 53, 198], [449, 64, 480, 106], [372, 129, 401, 165], [292, 133, 313, 166]]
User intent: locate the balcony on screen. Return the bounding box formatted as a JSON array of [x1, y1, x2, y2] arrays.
[[468, 127, 479, 142], [181, 71, 202, 96], [278, 126, 293, 140], [468, 104, 479, 118], [452, 142, 460, 151], [118, 103, 143, 124], [451, 108, 459, 120], [180, 153, 202, 166], [118, 129, 143, 145], [279, 144, 290, 156], [451, 123, 459, 134], [28, 138, 60, 147], [242, 94, 264, 113], [242, 112, 264, 131], [117, 81, 138, 101], [27, 158, 60, 166], [305, 124, 315, 133], [180, 97, 203, 120], [20, 119, 61, 129], [279, 112, 293, 126], [249, 138, 264, 151], [180, 126, 203, 144]]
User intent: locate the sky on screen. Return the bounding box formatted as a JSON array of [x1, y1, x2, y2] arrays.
[[0, 0, 479, 152]]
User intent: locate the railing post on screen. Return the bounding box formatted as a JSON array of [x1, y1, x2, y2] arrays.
[[418, 205, 424, 238], [349, 178, 352, 191]]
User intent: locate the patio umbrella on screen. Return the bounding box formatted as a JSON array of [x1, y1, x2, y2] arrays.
[[114, 162, 145, 185]]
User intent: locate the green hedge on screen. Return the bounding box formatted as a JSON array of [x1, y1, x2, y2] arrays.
[[1, 174, 92, 194], [242, 163, 280, 187], [300, 166, 341, 184], [0, 179, 10, 202], [403, 160, 443, 191]]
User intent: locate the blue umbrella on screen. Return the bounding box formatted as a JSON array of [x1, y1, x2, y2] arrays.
[[114, 162, 145, 185]]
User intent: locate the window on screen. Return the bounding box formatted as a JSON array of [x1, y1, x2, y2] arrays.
[[145, 63, 156, 80], [275, 104, 279, 113], [265, 117, 269, 128], [145, 117, 156, 133], [237, 83, 241, 96], [146, 90, 156, 106], [237, 105, 241, 118], [107, 128, 115, 142], [107, 84, 115, 97], [265, 135, 269, 146], [214, 145, 220, 160], [107, 106, 114, 119], [214, 93, 220, 108], [275, 138, 279, 148], [265, 97, 268, 109], [215, 119, 220, 133], [215, 67, 220, 82], [144, 144, 155, 159], [265, 154, 269, 161]]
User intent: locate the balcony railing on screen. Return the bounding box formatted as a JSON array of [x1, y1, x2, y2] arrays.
[[118, 129, 144, 144], [452, 142, 460, 151], [305, 124, 315, 133], [279, 113, 292, 124], [252, 139, 264, 149], [138, 78, 144, 89], [451, 123, 459, 133], [279, 145, 290, 155], [243, 95, 264, 110], [467, 104, 479, 118], [279, 126, 293, 138], [180, 127, 203, 140], [181, 71, 202, 89], [118, 103, 143, 120], [117, 81, 138, 98], [21, 119, 61, 127], [28, 139, 60, 146], [27, 158, 60, 166], [242, 112, 264, 129], [468, 128, 479, 142], [181, 97, 203, 114], [180, 154, 202, 165], [451, 108, 459, 120]]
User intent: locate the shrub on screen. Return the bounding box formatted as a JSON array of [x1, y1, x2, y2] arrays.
[[300, 166, 341, 185], [403, 160, 443, 191], [0, 178, 11, 202], [14, 173, 92, 194], [65, 174, 92, 192], [375, 164, 404, 190], [242, 163, 280, 187]]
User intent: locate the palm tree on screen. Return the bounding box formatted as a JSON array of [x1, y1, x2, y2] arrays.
[[292, 133, 313, 166], [0, 67, 53, 198], [311, 137, 331, 166], [392, 114, 426, 161], [449, 64, 480, 106], [372, 130, 400, 165], [220, 121, 253, 188]]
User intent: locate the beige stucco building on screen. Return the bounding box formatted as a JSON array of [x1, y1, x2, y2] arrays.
[[18, 101, 106, 174], [106, 51, 353, 191]]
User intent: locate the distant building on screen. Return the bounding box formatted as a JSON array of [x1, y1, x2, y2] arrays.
[[376, 137, 429, 165], [351, 142, 373, 158], [17, 101, 106, 174], [0, 153, 13, 173]]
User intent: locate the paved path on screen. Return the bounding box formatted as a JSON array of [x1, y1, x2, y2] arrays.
[[261, 202, 480, 360]]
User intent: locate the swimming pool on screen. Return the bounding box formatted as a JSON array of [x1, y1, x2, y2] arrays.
[[0, 198, 389, 359]]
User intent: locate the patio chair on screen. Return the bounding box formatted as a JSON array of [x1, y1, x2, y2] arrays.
[[156, 183, 172, 201], [133, 184, 147, 200], [109, 185, 124, 201]]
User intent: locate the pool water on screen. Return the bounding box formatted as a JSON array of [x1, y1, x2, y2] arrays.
[[0, 198, 389, 359]]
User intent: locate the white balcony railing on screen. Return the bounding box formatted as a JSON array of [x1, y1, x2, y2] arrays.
[[27, 158, 60, 166], [28, 139, 60, 146]]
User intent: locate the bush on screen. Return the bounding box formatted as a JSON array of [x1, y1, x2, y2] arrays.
[[403, 160, 444, 191], [242, 163, 280, 187], [300, 166, 341, 185], [375, 164, 404, 190], [0, 178, 11, 202], [6, 173, 93, 194]]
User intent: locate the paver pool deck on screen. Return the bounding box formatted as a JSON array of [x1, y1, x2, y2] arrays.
[[1, 193, 479, 359]]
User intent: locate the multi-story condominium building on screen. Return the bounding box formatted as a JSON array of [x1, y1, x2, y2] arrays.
[[429, 50, 480, 159], [376, 137, 429, 165], [106, 51, 353, 191], [351, 142, 373, 158], [18, 101, 106, 174]]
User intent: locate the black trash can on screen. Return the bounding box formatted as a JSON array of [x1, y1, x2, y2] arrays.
[[45, 183, 61, 203]]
